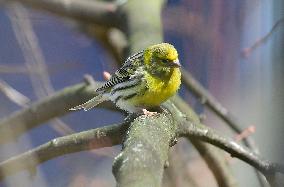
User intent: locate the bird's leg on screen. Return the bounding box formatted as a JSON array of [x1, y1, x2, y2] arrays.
[[142, 109, 158, 116]]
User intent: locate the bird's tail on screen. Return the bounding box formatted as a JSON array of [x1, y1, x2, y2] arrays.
[[70, 94, 108, 111]]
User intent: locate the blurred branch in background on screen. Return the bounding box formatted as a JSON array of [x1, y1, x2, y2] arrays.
[[163, 5, 212, 45], [0, 79, 30, 107], [8, 2, 78, 136], [0, 62, 82, 75], [242, 17, 284, 58], [4, 0, 128, 64], [0, 64, 28, 74], [8, 3, 54, 97]]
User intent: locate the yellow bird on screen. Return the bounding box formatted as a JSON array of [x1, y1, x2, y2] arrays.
[[71, 43, 181, 115]]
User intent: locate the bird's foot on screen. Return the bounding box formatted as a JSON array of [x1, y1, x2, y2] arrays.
[[142, 109, 158, 116]]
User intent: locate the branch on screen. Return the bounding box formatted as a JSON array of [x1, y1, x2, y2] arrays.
[[242, 18, 284, 58], [170, 97, 283, 184], [5, 0, 123, 28], [0, 78, 116, 144], [0, 123, 127, 180], [178, 120, 284, 177], [181, 69, 267, 186], [8, 2, 55, 97], [121, 0, 165, 55], [171, 96, 238, 187], [0, 79, 30, 107], [113, 111, 178, 187]]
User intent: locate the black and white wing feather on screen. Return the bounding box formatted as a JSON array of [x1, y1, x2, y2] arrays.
[[95, 50, 144, 93], [70, 50, 144, 111]]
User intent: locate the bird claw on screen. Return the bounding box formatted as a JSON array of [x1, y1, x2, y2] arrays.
[[142, 109, 157, 116]]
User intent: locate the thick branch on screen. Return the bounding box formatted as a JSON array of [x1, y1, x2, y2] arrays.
[[0, 80, 115, 144], [6, 0, 123, 28], [113, 112, 177, 187], [0, 123, 127, 180]]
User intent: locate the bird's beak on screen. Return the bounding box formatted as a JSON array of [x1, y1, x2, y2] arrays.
[[168, 59, 181, 68]]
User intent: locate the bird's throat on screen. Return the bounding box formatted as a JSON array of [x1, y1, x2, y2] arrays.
[[148, 66, 173, 81]]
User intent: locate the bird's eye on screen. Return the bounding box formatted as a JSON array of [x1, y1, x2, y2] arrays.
[[161, 59, 169, 63]]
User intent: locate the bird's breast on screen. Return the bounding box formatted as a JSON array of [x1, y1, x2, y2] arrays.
[[130, 68, 181, 107]]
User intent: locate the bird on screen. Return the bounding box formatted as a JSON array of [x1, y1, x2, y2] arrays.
[[70, 43, 181, 115]]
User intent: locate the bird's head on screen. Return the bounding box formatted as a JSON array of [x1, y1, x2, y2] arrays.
[[144, 43, 181, 76]]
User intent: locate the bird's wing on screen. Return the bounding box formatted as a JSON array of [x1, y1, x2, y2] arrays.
[[96, 51, 144, 93]]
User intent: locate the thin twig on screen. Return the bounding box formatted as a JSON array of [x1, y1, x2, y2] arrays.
[[0, 79, 30, 107], [242, 18, 284, 58], [178, 120, 284, 176]]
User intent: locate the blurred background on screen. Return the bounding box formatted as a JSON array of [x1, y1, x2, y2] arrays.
[[0, 0, 283, 186]]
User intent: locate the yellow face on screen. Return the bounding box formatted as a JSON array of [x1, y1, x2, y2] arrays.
[[144, 43, 181, 69], [130, 43, 181, 107]]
